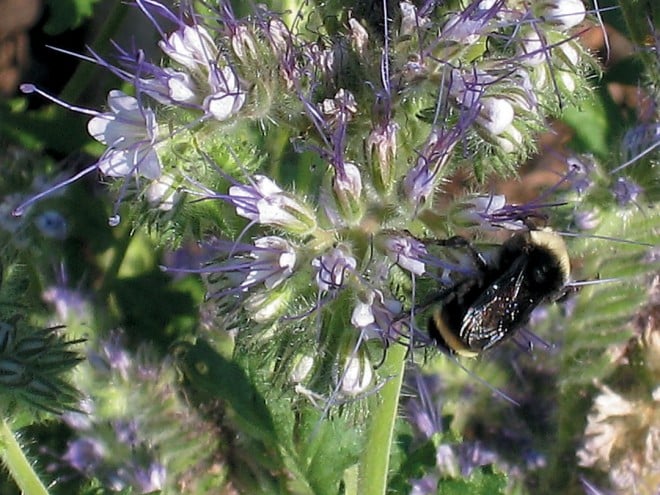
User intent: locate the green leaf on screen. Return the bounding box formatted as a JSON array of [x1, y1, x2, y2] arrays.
[[174, 338, 279, 447], [113, 268, 201, 349], [561, 95, 610, 158], [294, 408, 362, 495], [437, 466, 507, 495], [44, 0, 101, 34]]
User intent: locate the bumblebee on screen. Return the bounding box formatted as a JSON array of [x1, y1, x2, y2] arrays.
[[427, 229, 570, 357]]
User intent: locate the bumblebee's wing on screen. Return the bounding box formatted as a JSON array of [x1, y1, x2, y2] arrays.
[[459, 257, 527, 351]]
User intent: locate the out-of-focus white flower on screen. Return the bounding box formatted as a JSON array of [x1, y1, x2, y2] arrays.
[[348, 18, 368, 54], [400, 1, 429, 36], [146, 174, 179, 211], [539, 0, 586, 30]]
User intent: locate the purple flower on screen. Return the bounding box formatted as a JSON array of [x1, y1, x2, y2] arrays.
[[64, 437, 106, 473], [132, 462, 166, 493], [241, 236, 297, 290], [136, 2, 246, 120], [313, 247, 357, 292], [405, 371, 443, 440], [612, 177, 643, 206], [87, 331, 132, 378], [351, 288, 403, 340], [14, 85, 162, 217], [383, 234, 428, 275], [453, 194, 531, 230]]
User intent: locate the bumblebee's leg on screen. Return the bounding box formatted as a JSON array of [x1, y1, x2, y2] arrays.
[[426, 235, 489, 270]]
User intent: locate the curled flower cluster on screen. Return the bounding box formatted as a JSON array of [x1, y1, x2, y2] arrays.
[[12, 0, 605, 400], [61, 332, 219, 493]]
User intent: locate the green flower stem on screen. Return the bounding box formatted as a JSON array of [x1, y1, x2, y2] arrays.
[[98, 221, 134, 298], [0, 418, 49, 495], [358, 343, 407, 495]]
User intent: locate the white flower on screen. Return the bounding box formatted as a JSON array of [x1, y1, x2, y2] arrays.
[[141, 69, 198, 105], [351, 289, 402, 339], [204, 66, 246, 121], [228, 175, 316, 234], [87, 90, 161, 179], [160, 25, 218, 74], [160, 24, 245, 121], [242, 236, 297, 289]]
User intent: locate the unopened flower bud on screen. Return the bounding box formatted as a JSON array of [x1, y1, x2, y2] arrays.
[[146, 174, 179, 211], [366, 122, 398, 195], [494, 126, 524, 154], [332, 162, 363, 222], [231, 24, 258, 60], [348, 18, 369, 55], [337, 354, 373, 395], [476, 98, 515, 136], [290, 355, 314, 384], [245, 289, 291, 323]]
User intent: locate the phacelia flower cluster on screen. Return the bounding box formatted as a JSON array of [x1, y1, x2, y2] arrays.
[[16, 0, 611, 402]]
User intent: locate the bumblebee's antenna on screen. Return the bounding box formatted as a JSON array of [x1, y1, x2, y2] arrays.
[[557, 231, 656, 248], [566, 277, 623, 288]]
